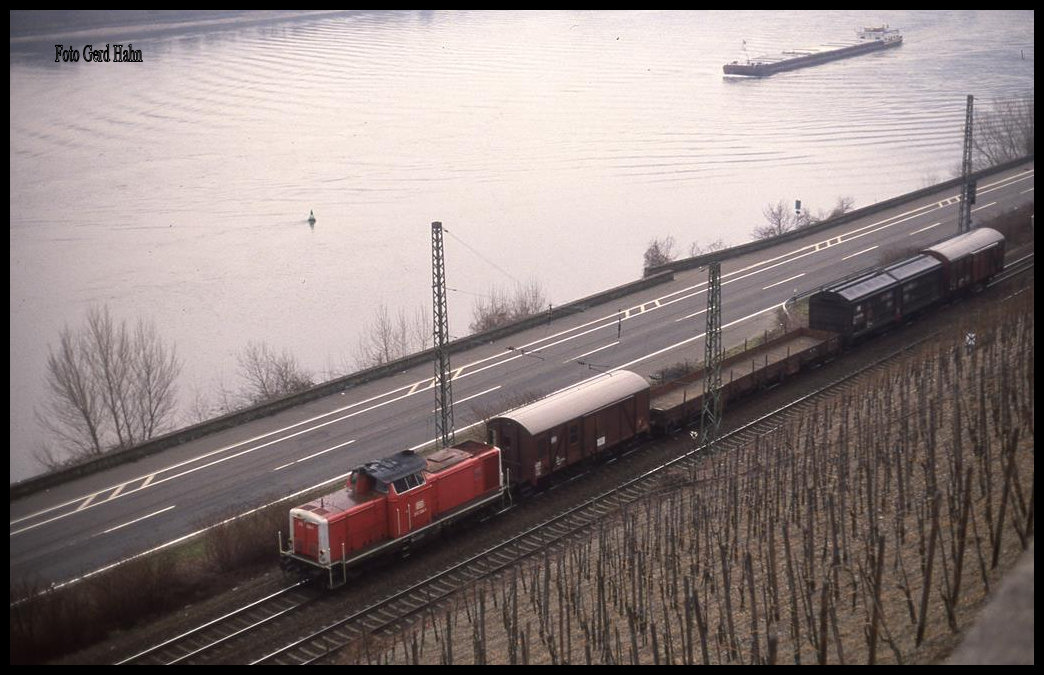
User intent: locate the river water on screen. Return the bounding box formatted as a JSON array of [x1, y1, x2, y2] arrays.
[[9, 10, 1034, 483]]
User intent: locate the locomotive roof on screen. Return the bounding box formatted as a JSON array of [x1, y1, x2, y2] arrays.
[[491, 370, 648, 436], [357, 450, 426, 484], [922, 227, 1004, 262]]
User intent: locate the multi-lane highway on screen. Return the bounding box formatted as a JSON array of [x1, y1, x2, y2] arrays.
[[10, 161, 1034, 592]]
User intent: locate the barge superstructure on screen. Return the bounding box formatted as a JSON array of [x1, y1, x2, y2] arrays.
[[723, 25, 902, 77]]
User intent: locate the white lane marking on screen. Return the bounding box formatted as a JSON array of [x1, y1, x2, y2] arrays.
[[616, 303, 784, 372], [100, 505, 176, 535], [455, 386, 501, 407], [762, 272, 805, 291], [566, 341, 620, 363], [272, 439, 356, 471], [408, 379, 431, 395], [675, 308, 707, 322], [841, 245, 878, 261], [910, 222, 940, 235], [431, 386, 502, 413]]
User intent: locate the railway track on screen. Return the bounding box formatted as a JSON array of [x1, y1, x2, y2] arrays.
[[115, 580, 317, 665], [269, 337, 944, 664], [115, 258, 1033, 665]]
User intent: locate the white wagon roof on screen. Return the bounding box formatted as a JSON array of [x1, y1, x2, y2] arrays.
[[492, 370, 648, 436], [922, 227, 1004, 262]]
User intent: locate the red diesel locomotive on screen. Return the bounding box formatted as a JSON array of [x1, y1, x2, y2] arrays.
[[280, 371, 651, 587], [280, 440, 506, 588]]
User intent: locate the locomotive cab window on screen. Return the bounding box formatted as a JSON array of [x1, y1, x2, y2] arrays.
[[392, 473, 425, 493]]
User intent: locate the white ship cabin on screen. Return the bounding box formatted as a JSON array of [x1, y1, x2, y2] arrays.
[[858, 25, 902, 43]]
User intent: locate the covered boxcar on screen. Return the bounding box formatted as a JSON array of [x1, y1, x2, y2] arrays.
[[807, 270, 899, 340], [280, 440, 505, 588], [809, 228, 1006, 341], [883, 254, 944, 318], [487, 370, 650, 487], [921, 226, 1005, 293]]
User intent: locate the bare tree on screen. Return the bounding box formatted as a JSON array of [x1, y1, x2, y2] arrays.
[[469, 287, 512, 334], [689, 238, 727, 257], [127, 317, 181, 440], [643, 235, 677, 269], [508, 279, 548, 318], [38, 327, 106, 461], [237, 341, 314, 405], [752, 200, 796, 240], [354, 304, 431, 369], [184, 377, 241, 425], [826, 196, 855, 220], [469, 280, 549, 334], [754, 196, 848, 240], [973, 94, 1034, 168], [36, 305, 181, 469]]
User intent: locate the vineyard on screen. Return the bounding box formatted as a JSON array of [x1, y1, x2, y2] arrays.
[[344, 283, 1034, 665]]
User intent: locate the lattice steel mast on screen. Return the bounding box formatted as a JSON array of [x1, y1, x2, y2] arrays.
[[957, 94, 976, 233], [700, 261, 723, 445], [431, 221, 455, 448]]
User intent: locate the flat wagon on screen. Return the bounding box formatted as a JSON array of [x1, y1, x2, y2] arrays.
[[649, 327, 841, 434]]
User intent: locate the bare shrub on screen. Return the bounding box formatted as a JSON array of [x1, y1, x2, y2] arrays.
[[237, 341, 314, 405], [825, 195, 855, 220], [688, 238, 727, 257], [82, 550, 183, 627], [354, 304, 431, 369], [651, 358, 700, 384], [10, 580, 94, 664], [752, 200, 801, 240], [204, 507, 285, 573], [469, 280, 549, 334], [983, 203, 1034, 246], [643, 236, 677, 269], [753, 196, 855, 241], [11, 550, 191, 664]]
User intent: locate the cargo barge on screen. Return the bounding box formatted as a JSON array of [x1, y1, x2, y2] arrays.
[[723, 25, 902, 77]]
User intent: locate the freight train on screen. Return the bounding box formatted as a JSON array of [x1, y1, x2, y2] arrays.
[[280, 227, 1006, 588], [808, 227, 1005, 341]]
